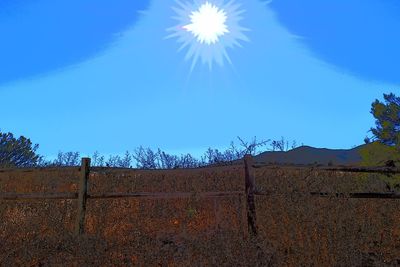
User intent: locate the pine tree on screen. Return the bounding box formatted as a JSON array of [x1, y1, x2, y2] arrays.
[[0, 131, 41, 168], [370, 93, 400, 148]]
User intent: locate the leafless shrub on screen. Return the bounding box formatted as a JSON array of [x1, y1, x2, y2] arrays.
[[270, 137, 298, 152], [157, 149, 180, 169], [104, 151, 132, 168], [38, 136, 273, 169], [237, 136, 270, 155], [133, 146, 159, 169], [91, 151, 105, 167], [52, 151, 80, 166]]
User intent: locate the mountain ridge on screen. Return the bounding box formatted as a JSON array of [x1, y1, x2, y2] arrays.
[[252, 144, 368, 166]]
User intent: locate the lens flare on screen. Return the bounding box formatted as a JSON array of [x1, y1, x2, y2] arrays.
[[166, 0, 249, 71]]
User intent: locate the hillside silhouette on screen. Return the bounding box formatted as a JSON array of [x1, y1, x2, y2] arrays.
[[252, 145, 366, 166]]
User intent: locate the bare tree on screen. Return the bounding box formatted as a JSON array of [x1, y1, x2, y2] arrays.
[[119, 151, 132, 168], [237, 136, 270, 155], [52, 151, 80, 166], [291, 140, 297, 150], [133, 146, 158, 169], [201, 148, 225, 165], [270, 137, 298, 152], [178, 153, 199, 168], [157, 149, 179, 169], [91, 151, 105, 167], [105, 155, 119, 167]]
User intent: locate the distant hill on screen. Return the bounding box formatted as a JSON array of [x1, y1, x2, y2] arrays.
[[252, 145, 368, 166]]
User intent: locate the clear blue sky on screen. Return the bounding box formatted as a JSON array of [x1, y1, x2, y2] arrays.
[[0, 0, 398, 159]]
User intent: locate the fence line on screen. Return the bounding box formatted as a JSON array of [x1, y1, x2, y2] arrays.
[[4, 191, 398, 201], [1, 155, 400, 238]]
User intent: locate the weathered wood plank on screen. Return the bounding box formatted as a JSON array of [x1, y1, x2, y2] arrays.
[[250, 164, 400, 174], [310, 192, 400, 199], [238, 194, 248, 239], [88, 191, 243, 199], [0, 192, 78, 200], [322, 167, 400, 174], [2, 190, 397, 200], [75, 158, 90, 236], [244, 154, 258, 237], [0, 191, 243, 200]]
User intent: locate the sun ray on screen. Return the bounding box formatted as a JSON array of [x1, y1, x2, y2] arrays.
[[167, 0, 249, 71]]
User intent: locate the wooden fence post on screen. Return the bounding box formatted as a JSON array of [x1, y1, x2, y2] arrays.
[[75, 158, 90, 236], [238, 193, 249, 240], [244, 154, 257, 237], [214, 198, 220, 233]]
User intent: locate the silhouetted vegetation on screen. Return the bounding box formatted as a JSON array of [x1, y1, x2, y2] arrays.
[[359, 92, 400, 190], [40, 136, 273, 169], [0, 130, 42, 168], [0, 133, 301, 169], [359, 142, 400, 167], [270, 136, 298, 152], [369, 92, 400, 147], [361, 93, 400, 167], [0, 132, 303, 169]]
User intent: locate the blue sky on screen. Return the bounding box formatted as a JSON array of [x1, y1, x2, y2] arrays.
[[0, 0, 398, 159]]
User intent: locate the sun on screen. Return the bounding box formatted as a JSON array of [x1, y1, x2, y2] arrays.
[[183, 2, 229, 45], [166, 0, 249, 71]]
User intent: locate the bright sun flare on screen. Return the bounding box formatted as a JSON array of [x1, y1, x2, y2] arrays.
[[167, 0, 249, 71], [183, 2, 229, 45]]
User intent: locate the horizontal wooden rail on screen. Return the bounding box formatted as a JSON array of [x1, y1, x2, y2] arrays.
[[89, 191, 244, 199], [251, 164, 400, 174], [0, 192, 78, 200], [322, 167, 400, 174], [310, 192, 400, 199], [253, 191, 400, 199], [0, 191, 244, 201], [2, 191, 400, 201]]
